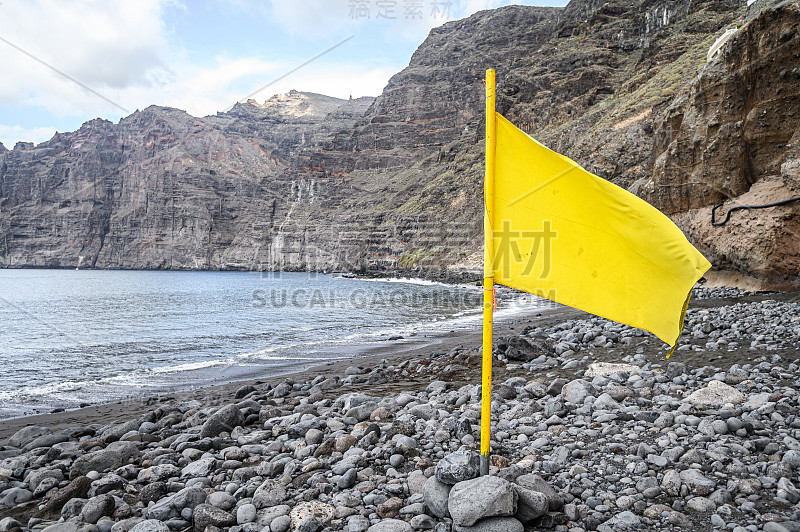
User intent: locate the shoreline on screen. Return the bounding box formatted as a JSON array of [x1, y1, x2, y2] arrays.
[[1, 284, 791, 443], [0, 269, 487, 425], [0, 281, 789, 442], [1, 288, 799, 531], [0, 298, 576, 443]]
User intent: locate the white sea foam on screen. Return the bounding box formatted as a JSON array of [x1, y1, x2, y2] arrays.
[[150, 359, 228, 374], [0, 379, 86, 400], [235, 343, 314, 359], [336, 276, 465, 288]]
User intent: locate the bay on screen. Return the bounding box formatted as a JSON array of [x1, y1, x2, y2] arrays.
[[0, 269, 533, 419]]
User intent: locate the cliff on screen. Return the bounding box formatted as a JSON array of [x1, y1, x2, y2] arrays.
[[0, 94, 372, 270], [645, 1, 800, 289], [0, 0, 797, 288]]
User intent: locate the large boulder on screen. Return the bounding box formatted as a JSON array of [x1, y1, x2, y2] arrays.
[[592, 393, 622, 411], [61, 498, 87, 520], [79, 494, 116, 524], [743, 392, 772, 411], [662, 470, 682, 496], [22, 434, 69, 451], [143, 486, 207, 521], [679, 469, 716, 496], [43, 476, 92, 513], [105, 440, 139, 462], [504, 336, 544, 362], [70, 450, 124, 479], [99, 420, 139, 443], [253, 479, 287, 509], [436, 451, 480, 485], [561, 379, 595, 405], [422, 476, 452, 518], [585, 363, 638, 378], [448, 476, 517, 527], [27, 468, 64, 493], [289, 501, 335, 529], [129, 521, 170, 532], [684, 380, 745, 405], [206, 491, 236, 511], [192, 504, 236, 530], [0, 518, 22, 532], [138, 464, 180, 483], [7, 426, 51, 448], [597, 511, 641, 531], [139, 482, 167, 505], [88, 474, 125, 497], [200, 404, 244, 438], [181, 456, 217, 479], [515, 474, 563, 511], [513, 485, 548, 522], [0, 488, 32, 508]]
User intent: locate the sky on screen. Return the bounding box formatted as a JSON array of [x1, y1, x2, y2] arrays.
[[0, 0, 568, 149]]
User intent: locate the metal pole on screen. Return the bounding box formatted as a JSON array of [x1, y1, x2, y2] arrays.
[[480, 68, 496, 476]]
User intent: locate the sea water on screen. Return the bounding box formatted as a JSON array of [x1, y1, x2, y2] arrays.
[[0, 269, 543, 419]]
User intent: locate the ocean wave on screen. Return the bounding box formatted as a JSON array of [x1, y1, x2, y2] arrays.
[[148, 359, 228, 374], [0, 271, 554, 420], [0, 379, 87, 401], [335, 276, 471, 289]]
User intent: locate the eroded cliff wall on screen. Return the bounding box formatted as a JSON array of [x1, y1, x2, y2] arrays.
[[645, 1, 800, 288], [0, 0, 797, 288]]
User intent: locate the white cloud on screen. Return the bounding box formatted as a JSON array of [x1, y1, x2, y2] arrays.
[[0, 0, 548, 148], [119, 57, 391, 117], [0, 125, 58, 150], [269, 0, 350, 37], [0, 0, 391, 132], [0, 0, 172, 116], [263, 1, 555, 51], [267, 0, 456, 42], [152, 56, 282, 116]]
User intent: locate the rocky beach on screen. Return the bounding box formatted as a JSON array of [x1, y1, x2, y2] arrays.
[[1, 287, 800, 531], [0, 0, 798, 530]]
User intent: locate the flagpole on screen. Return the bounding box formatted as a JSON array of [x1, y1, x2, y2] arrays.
[[481, 68, 496, 477]]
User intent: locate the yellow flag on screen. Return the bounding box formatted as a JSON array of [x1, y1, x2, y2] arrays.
[[489, 112, 711, 353]]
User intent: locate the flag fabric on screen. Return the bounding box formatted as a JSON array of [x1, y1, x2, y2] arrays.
[[487, 112, 711, 353]]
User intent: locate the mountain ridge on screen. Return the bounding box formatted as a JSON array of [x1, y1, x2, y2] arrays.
[[0, 0, 798, 289]]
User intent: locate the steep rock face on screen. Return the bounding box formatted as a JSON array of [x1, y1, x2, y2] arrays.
[[297, 0, 746, 273], [518, 0, 747, 189], [268, 0, 798, 285], [1, 0, 797, 287], [207, 90, 373, 161], [0, 95, 371, 269], [673, 173, 800, 289], [0, 119, 125, 268], [646, 2, 800, 213], [645, 1, 800, 288], [313, 6, 559, 173]]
